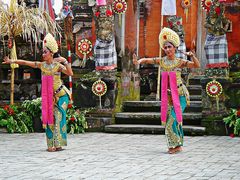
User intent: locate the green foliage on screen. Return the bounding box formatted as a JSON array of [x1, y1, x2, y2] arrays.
[[0, 98, 90, 134], [21, 98, 42, 119], [205, 68, 229, 77], [204, 0, 230, 35], [66, 104, 88, 134], [229, 53, 240, 77], [0, 104, 33, 133], [223, 109, 240, 136]]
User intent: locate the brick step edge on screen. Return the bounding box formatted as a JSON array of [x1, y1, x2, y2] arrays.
[[0, 127, 8, 133], [104, 124, 206, 136], [115, 112, 202, 120]]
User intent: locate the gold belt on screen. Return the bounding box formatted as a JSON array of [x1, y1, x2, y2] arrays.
[[54, 85, 64, 95]]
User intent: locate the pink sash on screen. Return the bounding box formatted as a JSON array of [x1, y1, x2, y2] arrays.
[[96, 0, 106, 5], [161, 71, 182, 123], [41, 75, 54, 127]]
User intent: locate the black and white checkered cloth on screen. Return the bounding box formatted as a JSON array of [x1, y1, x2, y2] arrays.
[[176, 40, 187, 60], [204, 34, 228, 65], [94, 38, 117, 68]]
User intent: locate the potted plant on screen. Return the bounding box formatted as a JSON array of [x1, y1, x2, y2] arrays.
[[66, 104, 88, 134], [223, 108, 240, 136], [0, 104, 33, 133]]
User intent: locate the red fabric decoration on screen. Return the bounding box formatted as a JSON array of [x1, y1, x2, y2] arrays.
[[106, 10, 113, 17], [95, 11, 100, 17], [206, 62, 229, 68]]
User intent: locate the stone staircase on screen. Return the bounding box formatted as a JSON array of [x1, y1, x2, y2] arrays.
[[105, 76, 206, 135]]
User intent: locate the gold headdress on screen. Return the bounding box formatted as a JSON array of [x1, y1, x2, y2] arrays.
[[43, 33, 58, 53], [159, 27, 180, 49]]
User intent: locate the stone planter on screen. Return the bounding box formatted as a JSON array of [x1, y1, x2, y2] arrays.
[[33, 117, 44, 133], [201, 118, 233, 136]]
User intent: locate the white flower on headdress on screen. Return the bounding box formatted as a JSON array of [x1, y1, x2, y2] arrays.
[[43, 33, 58, 53], [159, 27, 180, 49]]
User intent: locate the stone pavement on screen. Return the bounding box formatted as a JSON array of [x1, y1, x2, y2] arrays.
[[0, 133, 240, 180]]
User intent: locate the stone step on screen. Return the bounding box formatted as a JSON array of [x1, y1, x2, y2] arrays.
[[86, 117, 112, 132], [122, 101, 202, 112], [190, 95, 202, 101], [188, 76, 204, 85], [142, 85, 202, 101], [115, 112, 202, 125], [104, 124, 206, 136], [187, 85, 202, 95], [0, 127, 7, 133], [181, 101, 203, 113]]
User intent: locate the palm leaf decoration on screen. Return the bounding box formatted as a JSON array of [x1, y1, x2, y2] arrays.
[[0, 0, 61, 105]]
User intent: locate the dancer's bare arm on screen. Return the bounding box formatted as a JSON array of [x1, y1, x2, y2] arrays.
[[3, 56, 41, 68], [55, 56, 73, 76], [133, 54, 160, 65]]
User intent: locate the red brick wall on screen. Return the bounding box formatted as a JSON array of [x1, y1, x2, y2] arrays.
[[92, 0, 239, 59], [138, 0, 198, 58], [225, 6, 240, 56], [125, 0, 137, 52]]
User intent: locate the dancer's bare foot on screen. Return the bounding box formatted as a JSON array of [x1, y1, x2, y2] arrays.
[[56, 147, 63, 151], [168, 148, 176, 154], [168, 147, 182, 154], [175, 146, 182, 153], [47, 147, 56, 152]]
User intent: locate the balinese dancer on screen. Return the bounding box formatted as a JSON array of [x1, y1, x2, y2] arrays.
[[3, 33, 73, 152], [133, 27, 200, 154]]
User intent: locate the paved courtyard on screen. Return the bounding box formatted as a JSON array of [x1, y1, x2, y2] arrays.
[[0, 132, 240, 180]]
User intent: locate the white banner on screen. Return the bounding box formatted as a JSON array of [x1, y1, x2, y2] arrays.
[[38, 0, 44, 10], [161, 0, 176, 15]]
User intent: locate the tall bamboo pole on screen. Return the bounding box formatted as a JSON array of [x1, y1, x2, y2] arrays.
[[64, 3, 74, 104], [156, 16, 164, 100], [9, 0, 18, 105], [10, 41, 19, 105], [121, 13, 126, 56], [67, 42, 73, 103], [10, 68, 15, 105], [136, 0, 140, 57]]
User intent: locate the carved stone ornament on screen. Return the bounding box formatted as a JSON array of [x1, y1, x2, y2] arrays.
[[94, 5, 114, 42], [166, 16, 185, 40]]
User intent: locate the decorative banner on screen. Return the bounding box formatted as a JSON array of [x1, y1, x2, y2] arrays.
[[181, 0, 192, 22], [92, 79, 107, 109], [8, 38, 13, 49], [62, 1, 74, 43], [161, 0, 176, 15], [206, 80, 223, 98], [92, 79, 107, 97], [67, 43, 73, 104], [206, 80, 223, 111], [77, 38, 92, 68], [77, 39, 92, 55], [166, 16, 185, 40], [39, 0, 55, 20], [112, 0, 127, 14], [201, 0, 212, 12]]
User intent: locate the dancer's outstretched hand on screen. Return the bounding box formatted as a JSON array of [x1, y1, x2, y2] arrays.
[[184, 51, 196, 58], [2, 56, 12, 64], [133, 53, 139, 65]]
